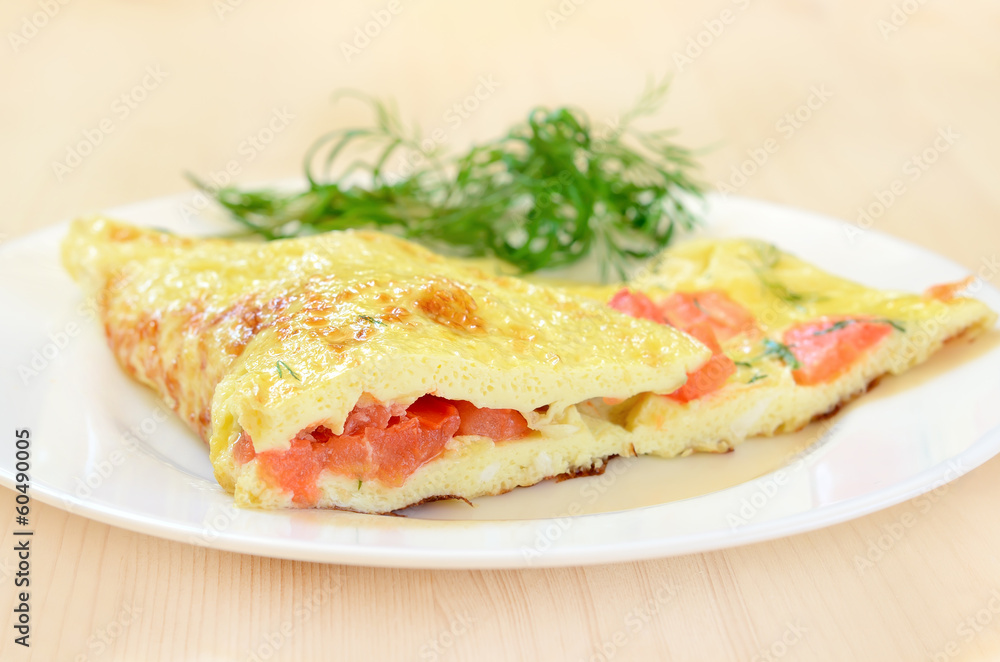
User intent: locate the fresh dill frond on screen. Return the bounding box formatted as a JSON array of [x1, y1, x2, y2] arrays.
[[741, 242, 819, 309], [810, 318, 905, 335], [275, 360, 301, 381], [195, 78, 703, 280], [761, 339, 801, 370]]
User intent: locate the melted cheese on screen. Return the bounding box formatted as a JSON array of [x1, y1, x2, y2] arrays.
[[62, 217, 710, 506]]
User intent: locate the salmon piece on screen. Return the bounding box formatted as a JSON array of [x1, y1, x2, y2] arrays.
[[665, 321, 736, 403], [609, 289, 750, 401], [250, 396, 532, 505], [659, 291, 759, 343], [608, 288, 663, 323], [453, 400, 529, 441], [784, 317, 895, 385]]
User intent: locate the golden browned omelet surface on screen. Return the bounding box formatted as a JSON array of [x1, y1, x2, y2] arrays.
[[62, 217, 710, 511]]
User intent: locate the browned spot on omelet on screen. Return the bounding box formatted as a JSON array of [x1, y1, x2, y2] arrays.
[[393, 494, 474, 513], [108, 225, 144, 242], [226, 309, 264, 354], [207, 296, 287, 356], [814, 375, 884, 421], [98, 266, 141, 317], [334, 280, 381, 304], [381, 306, 411, 323], [136, 313, 160, 342], [316, 322, 355, 354], [416, 279, 485, 332], [301, 294, 335, 315], [554, 457, 615, 482], [197, 406, 212, 439], [508, 324, 537, 342], [99, 279, 289, 446]]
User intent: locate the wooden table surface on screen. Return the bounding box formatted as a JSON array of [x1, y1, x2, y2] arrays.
[[3, 1, 999, 660]]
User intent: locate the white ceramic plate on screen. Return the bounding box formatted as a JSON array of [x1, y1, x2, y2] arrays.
[[2, 192, 999, 568]]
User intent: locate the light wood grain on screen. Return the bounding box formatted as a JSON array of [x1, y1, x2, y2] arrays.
[[3, 1, 1000, 660]]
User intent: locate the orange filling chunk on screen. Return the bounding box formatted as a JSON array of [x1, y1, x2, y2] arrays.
[[608, 289, 753, 402], [658, 291, 759, 343], [607, 288, 662, 323], [238, 396, 529, 505], [924, 276, 975, 302], [453, 400, 530, 441], [665, 321, 737, 403], [783, 316, 894, 385]]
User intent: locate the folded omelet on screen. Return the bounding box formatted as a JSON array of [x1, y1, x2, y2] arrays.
[[585, 239, 997, 457], [62, 218, 710, 513]]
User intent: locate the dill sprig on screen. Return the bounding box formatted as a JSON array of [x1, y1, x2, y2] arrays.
[[743, 243, 819, 308], [193, 78, 703, 279], [811, 318, 905, 335], [275, 360, 301, 381], [761, 339, 801, 371]]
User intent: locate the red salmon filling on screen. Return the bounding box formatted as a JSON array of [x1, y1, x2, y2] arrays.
[[664, 320, 737, 403], [609, 289, 753, 401], [783, 316, 895, 385], [607, 288, 662, 323], [658, 291, 759, 343], [235, 395, 529, 505], [924, 276, 975, 302]]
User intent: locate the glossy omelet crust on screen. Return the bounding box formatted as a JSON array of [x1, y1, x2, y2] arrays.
[[590, 238, 997, 458], [61, 217, 709, 512]]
